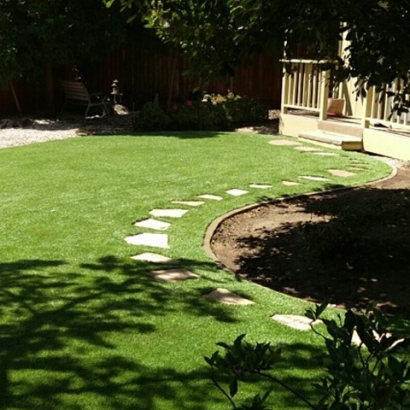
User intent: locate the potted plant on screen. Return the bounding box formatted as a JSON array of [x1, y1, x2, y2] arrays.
[[327, 66, 345, 117]]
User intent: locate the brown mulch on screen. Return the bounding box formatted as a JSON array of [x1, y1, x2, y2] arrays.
[[210, 164, 410, 317]]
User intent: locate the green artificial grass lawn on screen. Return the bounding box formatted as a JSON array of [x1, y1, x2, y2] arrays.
[[0, 131, 393, 409]]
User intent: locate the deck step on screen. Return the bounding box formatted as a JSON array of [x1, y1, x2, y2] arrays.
[[298, 131, 363, 151]]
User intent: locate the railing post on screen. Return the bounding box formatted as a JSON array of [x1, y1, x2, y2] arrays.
[[362, 86, 374, 128], [319, 69, 329, 121], [281, 64, 290, 115]]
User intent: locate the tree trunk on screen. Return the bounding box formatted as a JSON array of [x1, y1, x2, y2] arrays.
[[44, 63, 55, 117], [10, 80, 23, 117]]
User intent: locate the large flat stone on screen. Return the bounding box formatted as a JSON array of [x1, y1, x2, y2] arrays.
[[300, 175, 331, 182], [328, 169, 356, 177], [226, 189, 248, 197], [198, 194, 223, 201], [294, 146, 320, 152], [131, 252, 175, 263], [125, 233, 169, 249], [271, 314, 321, 331], [282, 181, 300, 186], [171, 200, 204, 207], [204, 288, 254, 305], [249, 184, 272, 189], [149, 209, 188, 218], [269, 139, 300, 146], [150, 268, 199, 282], [134, 218, 170, 231]]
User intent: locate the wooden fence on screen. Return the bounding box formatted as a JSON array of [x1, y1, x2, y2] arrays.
[[0, 45, 282, 118]]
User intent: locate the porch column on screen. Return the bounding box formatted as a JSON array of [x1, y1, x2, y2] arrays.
[[362, 86, 374, 129], [319, 69, 329, 121]]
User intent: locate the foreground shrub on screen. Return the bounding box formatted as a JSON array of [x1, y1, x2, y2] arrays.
[[205, 303, 410, 409]]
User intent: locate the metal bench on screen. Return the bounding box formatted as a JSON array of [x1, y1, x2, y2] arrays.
[[61, 80, 111, 122]]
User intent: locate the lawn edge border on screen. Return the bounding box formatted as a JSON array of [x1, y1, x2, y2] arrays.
[[203, 163, 397, 266]]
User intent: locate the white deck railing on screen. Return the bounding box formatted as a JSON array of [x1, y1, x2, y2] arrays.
[[281, 59, 330, 120], [363, 80, 410, 129], [282, 59, 410, 131]]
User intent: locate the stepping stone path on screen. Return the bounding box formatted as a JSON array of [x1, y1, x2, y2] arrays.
[[249, 184, 272, 189], [125, 233, 169, 249], [149, 209, 188, 218], [204, 288, 254, 305], [131, 252, 175, 263], [269, 139, 300, 146], [150, 268, 199, 282], [198, 194, 223, 201], [300, 175, 331, 182], [328, 169, 356, 177], [294, 146, 320, 152], [172, 200, 204, 207], [272, 314, 322, 331], [226, 189, 248, 196], [134, 218, 170, 230], [282, 181, 300, 186]]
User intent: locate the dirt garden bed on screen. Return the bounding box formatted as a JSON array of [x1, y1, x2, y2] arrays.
[[210, 164, 410, 318]]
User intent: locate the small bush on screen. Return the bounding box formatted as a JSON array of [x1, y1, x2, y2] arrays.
[[132, 102, 171, 132]]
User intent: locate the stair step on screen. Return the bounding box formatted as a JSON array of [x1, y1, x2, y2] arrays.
[[298, 131, 363, 151]]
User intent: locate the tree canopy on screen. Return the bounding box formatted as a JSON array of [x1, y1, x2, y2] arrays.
[[107, 0, 410, 102], [0, 0, 127, 87]]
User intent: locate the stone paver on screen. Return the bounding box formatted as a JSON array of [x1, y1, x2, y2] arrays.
[[150, 268, 199, 282], [226, 189, 248, 197], [149, 209, 188, 218], [198, 194, 223, 201], [134, 218, 170, 231], [172, 200, 204, 207], [294, 146, 320, 152], [131, 252, 175, 263], [125, 233, 169, 249], [313, 152, 338, 156], [249, 184, 272, 189], [269, 139, 300, 146], [204, 288, 254, 305], [271, 314, 322, 331], [328, 169, 356, 177], [282, 181, 300, 186], [300, 175, 331, 182]]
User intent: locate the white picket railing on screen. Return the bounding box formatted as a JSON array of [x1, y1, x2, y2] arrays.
[[282, 59, 410, 131]]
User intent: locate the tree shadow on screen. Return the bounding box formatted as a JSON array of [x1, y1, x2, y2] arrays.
[[231, 182, 410, 317], [0, 256, 241, 409]]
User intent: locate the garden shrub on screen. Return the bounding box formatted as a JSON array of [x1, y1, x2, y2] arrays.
[[132, 92, 268, 132], [132, 102, 171, 131]]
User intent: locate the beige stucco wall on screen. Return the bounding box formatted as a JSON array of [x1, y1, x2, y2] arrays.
[[279, 114, 318, 137], [363, 129, 410, 161]]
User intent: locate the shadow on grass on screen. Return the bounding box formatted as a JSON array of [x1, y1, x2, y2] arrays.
[[0, 256, 243, 410], [232, 182, 410, 317]]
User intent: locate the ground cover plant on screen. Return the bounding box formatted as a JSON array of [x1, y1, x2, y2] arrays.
[[0, 131, 394, 409]]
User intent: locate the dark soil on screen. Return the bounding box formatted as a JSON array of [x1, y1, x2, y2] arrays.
[[210, 164, 410, 317]]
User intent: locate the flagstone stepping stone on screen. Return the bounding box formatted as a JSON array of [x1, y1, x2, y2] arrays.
[[149, 209, 188, 218], [125, 233, 169, 249], [150, 268, 199, 282], [249, 184, 272, 189], [172, 200, 204, 207], [300, 175, 331, 182], [134, 218, 170, 231], [204, 288, 254, 305], [294, 146, 320, 152], [198, 194, 223, 201], [282, 181, 300, 186], [131, 252, 175, 263], [271, 314, 322, 331], [269, 139, 300, 146], [328, 169, 356, 177], [226, 189, 248, 196], [313, 152, 338, 156]]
